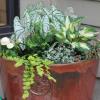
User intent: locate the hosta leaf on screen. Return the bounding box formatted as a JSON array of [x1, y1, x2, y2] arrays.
[[69, 23, 75, 32], [55, 33, 64, 40], [80, 32, 95, 38], [81, 27, 96, 33], [72, 42, 90, 50], [69, 34, 76, 39], [79, 43, 90, 50], [80, 27, 96, 34], [79, 27, 98, 40], [65, 16, 70, 30]]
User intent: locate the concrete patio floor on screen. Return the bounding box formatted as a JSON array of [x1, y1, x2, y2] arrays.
[[93, 79, 100, 100]]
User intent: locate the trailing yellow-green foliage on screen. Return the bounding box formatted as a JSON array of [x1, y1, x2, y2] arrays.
[[5, 54, 55, 99]]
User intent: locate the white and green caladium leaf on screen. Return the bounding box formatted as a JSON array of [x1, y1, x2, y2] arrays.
[[14, 14, 32, 40], [14, 16, 27, 50], [51, 6, 64, 22], [25, 5, 42, 27], [14, 16, 25, 42], [72, 42, 90, 50], [22, 9, 31, 34], [50, 6, 65, 31], [42, 15, 50, 36]]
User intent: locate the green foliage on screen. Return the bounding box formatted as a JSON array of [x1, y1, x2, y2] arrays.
[[54, 16, 98, 51], [0, 47, 18, 58]]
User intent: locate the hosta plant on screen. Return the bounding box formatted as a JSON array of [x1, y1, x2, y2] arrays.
[[0, 4, 100, 100]]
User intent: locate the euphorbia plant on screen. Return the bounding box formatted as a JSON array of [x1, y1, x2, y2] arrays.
[[0, 4, 99, 99]]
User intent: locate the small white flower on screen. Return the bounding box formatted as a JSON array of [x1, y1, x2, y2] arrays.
[[0, 37, 10, 45], [7, 43, 14, 49]]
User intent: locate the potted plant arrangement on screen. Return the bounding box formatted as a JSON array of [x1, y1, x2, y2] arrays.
[[0, 4, 100, 100]]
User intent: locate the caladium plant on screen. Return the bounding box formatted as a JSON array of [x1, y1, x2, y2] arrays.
[[13, 5, 65, 43]]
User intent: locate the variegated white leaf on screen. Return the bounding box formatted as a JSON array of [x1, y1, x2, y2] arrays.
[[14, 16, 25, 43], [23, 9, 31, 34], [42, 15, 50, 34]]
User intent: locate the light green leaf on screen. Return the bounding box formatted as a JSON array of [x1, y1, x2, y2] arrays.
[[79, 43, 90, 50], [15, 60, 23, 67], [72, 42, 90, 50], [69, 34, 76, 39], [65, 16, 70, 30], [48, 75, 56, 82], [22, 91, 29, 99], [37, 67, 44, 77]]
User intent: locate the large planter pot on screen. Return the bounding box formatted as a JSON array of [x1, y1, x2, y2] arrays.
[[0, 58, 99, 100]]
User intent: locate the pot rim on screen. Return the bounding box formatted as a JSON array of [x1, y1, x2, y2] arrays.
[[0, 57, 99, 66], [50, 59, 99, 67]]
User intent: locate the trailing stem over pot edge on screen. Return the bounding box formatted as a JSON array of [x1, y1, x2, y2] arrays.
[[0, 4, 100, 100]]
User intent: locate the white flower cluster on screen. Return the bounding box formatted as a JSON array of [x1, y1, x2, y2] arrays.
[[0, 37, 14, 49]]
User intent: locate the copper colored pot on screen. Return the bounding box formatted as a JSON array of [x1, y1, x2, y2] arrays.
[[0, 58, 99, 100]]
